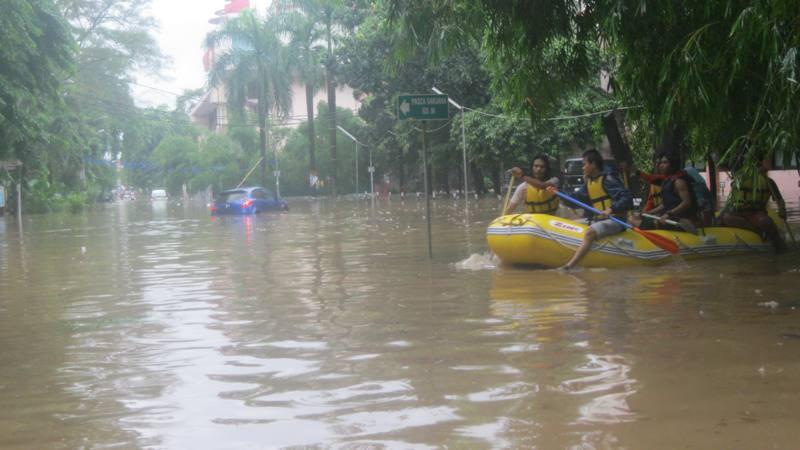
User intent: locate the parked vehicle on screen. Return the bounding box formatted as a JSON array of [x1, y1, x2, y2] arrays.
[[150, 189, 168, 201], [210, 186, 288, 215], [561, 158, 618, 194]]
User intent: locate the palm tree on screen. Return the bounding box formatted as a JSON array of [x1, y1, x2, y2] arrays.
[[279, 9, 325, 186], [289, 0, 345, 195], [205, 10, 292, 189]]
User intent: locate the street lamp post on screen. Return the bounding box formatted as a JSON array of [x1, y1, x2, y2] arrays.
[[367, 145, 374, 203], [432, 87, 468, 201], [337, 125, 364, 197]]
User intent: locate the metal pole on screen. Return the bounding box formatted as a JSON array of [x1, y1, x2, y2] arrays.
[[431, 87, 468, 202], [273, 131, 280, 198], [17, 183, 22, 225], [369, 147, 375, 201], [461, 108, 468, 202], [422, 121, 432, 258], [355, 141, 359, 195]]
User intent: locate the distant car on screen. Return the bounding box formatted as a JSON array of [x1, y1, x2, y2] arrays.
[[210, 186, 288, 215], [150, 189, 168, 201], [561, 158, 618, 194]]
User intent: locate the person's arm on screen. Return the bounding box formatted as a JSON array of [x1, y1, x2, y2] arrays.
[[605, 176, 633, 215], [510, 167, 557, 190], [521, 175, 557, 190], [637, 169, 665, 183], [660, 178, 692, 222], [767, 177, 787, 219], [648, 203, 665, 215]]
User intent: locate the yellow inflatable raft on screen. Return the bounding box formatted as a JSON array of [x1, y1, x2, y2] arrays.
[[487, 213, 771, 268]]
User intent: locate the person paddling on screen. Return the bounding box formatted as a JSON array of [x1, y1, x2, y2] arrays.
[[551, 149, 633, 270], [505, 154, 560, 215]]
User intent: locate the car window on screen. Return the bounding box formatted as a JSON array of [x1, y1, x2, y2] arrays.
[[564, 161, 582, 175], [252, 189, 266, 199], [262, 188, 275, 199], [220, 191, 247, 202]]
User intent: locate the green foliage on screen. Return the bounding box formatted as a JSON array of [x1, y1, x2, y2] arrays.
[[602, 0, 800, 168], [191, 135, 251, 194], [386, 0, 800, 169], [0, 0, 74, 159], [150, 136, 197, 194], [278, 104, 365, 195]]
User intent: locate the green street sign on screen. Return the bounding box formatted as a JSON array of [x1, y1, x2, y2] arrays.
[[397, 94, 449, 120]]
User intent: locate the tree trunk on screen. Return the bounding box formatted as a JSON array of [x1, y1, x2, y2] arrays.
[[471, 163, 484, 195], [398, 146, 405, 193], [491, 164, 502, 196], [306, 83, 316, 174], [258, 99, 268, 187], [326, 19, 338, 196]]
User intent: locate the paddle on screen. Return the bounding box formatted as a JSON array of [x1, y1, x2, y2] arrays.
[[501, 171, 515, 214], [549, 188, 680, 254], [641, 213, 697, 234]]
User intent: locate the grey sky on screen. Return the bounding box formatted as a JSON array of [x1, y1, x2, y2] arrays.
[[133, 0, 232, 108]]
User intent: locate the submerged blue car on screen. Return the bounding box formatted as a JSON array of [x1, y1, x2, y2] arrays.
[[210, 186, 288, 215]]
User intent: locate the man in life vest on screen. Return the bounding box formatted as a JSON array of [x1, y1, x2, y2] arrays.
[[505, 154, 560, 215], [720, 157, 787, 251], [554, 149, 633, 270], [644, 153, 698, 231]]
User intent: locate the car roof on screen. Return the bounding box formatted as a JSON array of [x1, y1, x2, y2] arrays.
[[219, 186, 264, 194]]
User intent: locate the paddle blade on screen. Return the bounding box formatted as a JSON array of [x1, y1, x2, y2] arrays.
[[633, 227, 680, 254]]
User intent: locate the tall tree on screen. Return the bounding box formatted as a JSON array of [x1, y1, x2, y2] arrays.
[[55, 0, 164, 193], [0, 0, 74, 159], [386, 0, 800, 168], [205, 10, 293, 188], [280, 8, 326, 181], [289, 0, 351, 195]]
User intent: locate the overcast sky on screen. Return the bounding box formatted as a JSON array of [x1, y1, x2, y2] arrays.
[[133, 0, 269, 109], [132, 0, 218, 108]]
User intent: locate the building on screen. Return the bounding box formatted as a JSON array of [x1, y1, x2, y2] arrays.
[[190, 0, 360, 133]]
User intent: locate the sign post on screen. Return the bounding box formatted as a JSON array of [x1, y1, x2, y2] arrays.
[[397, 95, 449, 258], [420, 121, 433, 258]]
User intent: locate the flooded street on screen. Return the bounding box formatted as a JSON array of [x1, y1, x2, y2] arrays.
[[1, 197, 799, 449]]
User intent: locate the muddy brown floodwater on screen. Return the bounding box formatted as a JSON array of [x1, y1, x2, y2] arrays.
[[1, 196, 799, 449]]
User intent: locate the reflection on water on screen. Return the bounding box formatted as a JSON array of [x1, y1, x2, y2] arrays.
[[0, 197, 799, 448]]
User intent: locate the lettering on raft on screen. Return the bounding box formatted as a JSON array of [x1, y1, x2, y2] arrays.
[[549, 220, 584, 234]]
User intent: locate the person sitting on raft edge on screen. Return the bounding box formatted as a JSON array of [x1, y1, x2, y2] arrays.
[[505, 154, 560, 215], [549, 148, 633, 270], [720, 155, 787, 252]]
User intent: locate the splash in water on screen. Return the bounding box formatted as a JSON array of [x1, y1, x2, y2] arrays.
[[455, 253, 499, 271]]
